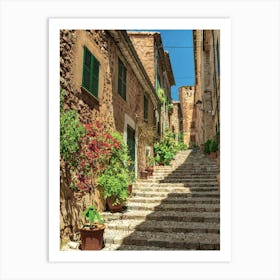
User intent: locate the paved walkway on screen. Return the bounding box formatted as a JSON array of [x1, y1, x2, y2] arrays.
[[102, 149, 220, 250]]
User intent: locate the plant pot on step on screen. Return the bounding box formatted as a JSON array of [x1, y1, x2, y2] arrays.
[[106, 197, 123, 213], [80, 205, 105, 250], [80, 224, 105, 250], [127, 184, 133, 195], [140, 171, 148, 179], [145, 167, 154, 176], [209, 152, 217, 160]]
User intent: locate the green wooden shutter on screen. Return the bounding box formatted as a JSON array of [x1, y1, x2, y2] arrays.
[[82, 47, 91, 91], [82, 46, 100, 97], [118, 59, 126, 100], [92, 57, 100, 98]]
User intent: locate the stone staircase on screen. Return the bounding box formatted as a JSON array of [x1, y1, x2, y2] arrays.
[[101, 149, 220, 250]]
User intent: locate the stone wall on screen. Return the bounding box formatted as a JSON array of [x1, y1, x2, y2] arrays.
[[128, 33, 155, 86], [193, 30, 220, 146]]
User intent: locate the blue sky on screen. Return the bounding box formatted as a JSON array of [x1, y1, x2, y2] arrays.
[[139, 30, 195, 101]]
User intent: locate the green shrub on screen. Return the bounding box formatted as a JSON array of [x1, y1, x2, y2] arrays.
[[209, 139, 218, 152], [97, 131, 132, 205], [204, 139, 211, 154], [60, 90, 85, 167]]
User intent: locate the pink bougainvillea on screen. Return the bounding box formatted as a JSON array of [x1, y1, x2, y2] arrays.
[[74, 121, 120, 191]]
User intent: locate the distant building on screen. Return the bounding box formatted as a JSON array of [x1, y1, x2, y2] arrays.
[[179, 86, 196, 146]]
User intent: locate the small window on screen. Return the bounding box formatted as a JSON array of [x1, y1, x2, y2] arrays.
[[144, 94, 148, 121], [118, 58, 127, 100], [82, 46, 100, 97]]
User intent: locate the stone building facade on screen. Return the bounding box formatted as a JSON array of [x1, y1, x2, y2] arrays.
[[59, 30, 164, 237], [193, 30, 220, 146], [179, 86, 197, 146], [127, 32, 175, 136]]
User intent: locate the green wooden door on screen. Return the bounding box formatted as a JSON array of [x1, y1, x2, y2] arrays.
[[127, 125, 135, 174]]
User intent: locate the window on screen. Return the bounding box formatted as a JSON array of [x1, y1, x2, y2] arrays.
[[144, 94, 148, 121], [118, 58, 127, 100], [82, 46, 100, 97]]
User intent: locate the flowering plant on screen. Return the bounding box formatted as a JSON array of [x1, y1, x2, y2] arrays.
[[74, 122, 120, 191]]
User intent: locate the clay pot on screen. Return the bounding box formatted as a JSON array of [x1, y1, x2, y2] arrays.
[[106, 197, 123, 212], [127, 184, 133, 195], [80, 224, 105, 250], [145, 167, 154, 176], [140, 171, 148, 179], [210, 152, 217, 160]]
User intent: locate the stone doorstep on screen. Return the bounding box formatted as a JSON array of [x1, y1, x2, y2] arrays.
[[105, 220, 220, 234], [104, 230, 220, 250]]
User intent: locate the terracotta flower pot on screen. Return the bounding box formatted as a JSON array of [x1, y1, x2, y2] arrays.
[[210, 152, 217, 160], [127, 184, 133, 195], [140, 171, 148, 179], [106, 197, 123, 212], [145, 167, 154, 176], [80, 224, 105, 250]]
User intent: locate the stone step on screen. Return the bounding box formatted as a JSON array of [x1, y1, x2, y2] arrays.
[[134, 182, 218, 187], [151, 175, 218, 179], [160, 179, 218, 184], [126, 202, 220, 212], [139, 180, 219, 185], [106, 219, 220, 234], [101, 210, 220, 223], [154, 167, 219, 171], [132, 191, 220, 198], [152, 171, 219, 174], [132, 186, 219, 193], [104, 229, 220, 250], [128, 196, 220, 204]]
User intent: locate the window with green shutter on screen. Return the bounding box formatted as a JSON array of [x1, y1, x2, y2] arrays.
[[144, 94, 148, 121], [118, 58, 127, 100], [82, 46, 100, 98]]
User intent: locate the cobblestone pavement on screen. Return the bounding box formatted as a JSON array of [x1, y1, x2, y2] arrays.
[[101, 149, 220, 250]]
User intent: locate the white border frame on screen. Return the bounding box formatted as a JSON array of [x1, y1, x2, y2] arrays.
[[49, 18, 231, 262]]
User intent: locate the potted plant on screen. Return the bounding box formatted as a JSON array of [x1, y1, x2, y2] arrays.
[[98, 171, 129, 212], [145, 156, 155, 176], [80, 205, 105, 250]]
